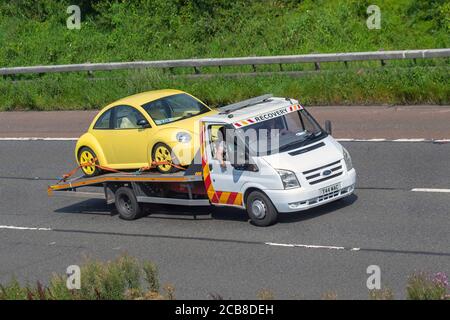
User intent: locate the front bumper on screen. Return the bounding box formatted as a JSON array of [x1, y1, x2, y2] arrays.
[[264, 169, 356, 213]]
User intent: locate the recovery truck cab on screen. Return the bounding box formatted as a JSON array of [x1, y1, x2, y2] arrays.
[[49, 95, 356, 226]]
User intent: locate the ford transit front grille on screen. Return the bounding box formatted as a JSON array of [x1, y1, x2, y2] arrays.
[[302, 160, 343, 185]]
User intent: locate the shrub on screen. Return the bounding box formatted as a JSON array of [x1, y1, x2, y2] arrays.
[[257, 288, 275, 300], [406, 272, 449, 300], [369, 288, 395, 300], [321, 291, 338, 300], [142, 261, 160, 293], [0, 254, 164, 300]]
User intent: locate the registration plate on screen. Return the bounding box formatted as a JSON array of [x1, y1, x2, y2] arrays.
[[320, 183, 340, 195]]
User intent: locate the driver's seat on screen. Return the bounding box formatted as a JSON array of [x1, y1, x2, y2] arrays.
[[119, 113, 138, 128]]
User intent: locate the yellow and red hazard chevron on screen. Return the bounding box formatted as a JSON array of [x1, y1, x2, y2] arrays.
[[233, 104, 303, 128], [200, 124, 243, 206]]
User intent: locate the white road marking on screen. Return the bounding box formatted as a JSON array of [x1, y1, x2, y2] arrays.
[[411, 188, 450, 193], [0, 225, 52, 231], [0, 225, 362, 252], [392, 138, 426, 142], [265, 242, 360, 251]]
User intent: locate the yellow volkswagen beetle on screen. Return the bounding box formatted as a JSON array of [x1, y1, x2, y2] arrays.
[[75, 89, 217, 176]]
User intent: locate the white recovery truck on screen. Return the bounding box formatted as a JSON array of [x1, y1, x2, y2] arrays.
[[49, 95, 356, 226]]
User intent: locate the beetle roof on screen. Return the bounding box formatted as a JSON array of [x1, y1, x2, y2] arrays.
[[106, 89, 186, 108]]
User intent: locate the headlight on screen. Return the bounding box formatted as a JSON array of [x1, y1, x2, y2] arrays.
[[342, 147, 353, 171], [276, 169, 300, 189], [176, 132, 191, 143]]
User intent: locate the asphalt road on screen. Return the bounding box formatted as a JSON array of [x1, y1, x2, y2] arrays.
[[0, 140, 449, 299]]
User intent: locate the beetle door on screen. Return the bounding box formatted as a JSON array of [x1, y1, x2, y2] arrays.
[[108, 105, 150, 167]]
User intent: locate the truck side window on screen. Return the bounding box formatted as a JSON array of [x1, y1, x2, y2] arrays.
[[209, 125, 226, 161]]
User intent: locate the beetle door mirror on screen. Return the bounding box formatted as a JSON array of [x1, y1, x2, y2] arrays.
[[137, 119, 151, 128]]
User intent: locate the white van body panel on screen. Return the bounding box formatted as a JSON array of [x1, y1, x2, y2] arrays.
[[260, 136, 342, 173], [250, 135, 356, 212]]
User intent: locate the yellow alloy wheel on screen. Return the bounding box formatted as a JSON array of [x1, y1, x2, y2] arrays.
[[79, 148, 98, 176], [154, 144, 173, 173]]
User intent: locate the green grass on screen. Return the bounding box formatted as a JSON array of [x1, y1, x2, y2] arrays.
[[1, 67, 448, 111], [407, 272, 449, 300], [0, 0, 449, 110]]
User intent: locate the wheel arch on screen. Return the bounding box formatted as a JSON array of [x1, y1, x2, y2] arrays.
[[75, 133, 108, 166], [147, 128, 176, 162], [242, 186, 270, 209]]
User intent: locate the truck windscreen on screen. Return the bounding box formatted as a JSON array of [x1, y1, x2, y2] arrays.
[[234, 109, 325, 156]]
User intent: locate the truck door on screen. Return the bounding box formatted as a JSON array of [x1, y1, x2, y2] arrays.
[[201, 123, 245, 207]]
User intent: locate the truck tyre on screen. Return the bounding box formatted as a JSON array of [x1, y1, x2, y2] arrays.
[[115, 187, 143, 220], [246, 190, 278, 226]]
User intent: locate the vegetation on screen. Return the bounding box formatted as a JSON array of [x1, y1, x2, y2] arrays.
[[0, 0, 449, 110], [369, 288, 395, 300], [406, 272, 449, 300], [0, 254, 447, 299], [1, 67, 448, 111], [0, 255, 170, 300]]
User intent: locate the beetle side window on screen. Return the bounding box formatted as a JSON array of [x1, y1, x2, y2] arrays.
[[114, 106, 146, 129], [93, 109, 112, 129], [143, 100, 170, 125], [142, 93, 209, 125]]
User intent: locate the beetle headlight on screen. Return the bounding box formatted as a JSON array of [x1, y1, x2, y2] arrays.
[[276, 169, 300, 189], [176, 132, 191, 143], [342, 147, 353, 171]]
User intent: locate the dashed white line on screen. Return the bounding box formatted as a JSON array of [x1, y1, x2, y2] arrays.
[[265, 242, 361, 251], [0, 225, 362, 252], [392, 138, 427, 142], [0, 225, 52, 231], [411, 188, 450, 193]]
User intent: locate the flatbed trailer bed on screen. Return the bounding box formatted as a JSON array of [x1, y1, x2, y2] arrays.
[[48, 164, 211, 219]]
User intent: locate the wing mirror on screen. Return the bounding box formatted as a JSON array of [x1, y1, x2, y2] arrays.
[[137, 119, 151, 128], [324, 120, 332, 135]]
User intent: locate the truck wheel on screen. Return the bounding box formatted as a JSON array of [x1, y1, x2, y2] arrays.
[[78, 147, 101, 177], [115, 187, 143, 220], [152, 143, 179, 174], [246, 191, 278, 226]]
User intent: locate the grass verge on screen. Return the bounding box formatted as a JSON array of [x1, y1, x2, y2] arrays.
[[1, 66, 448, 111]]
